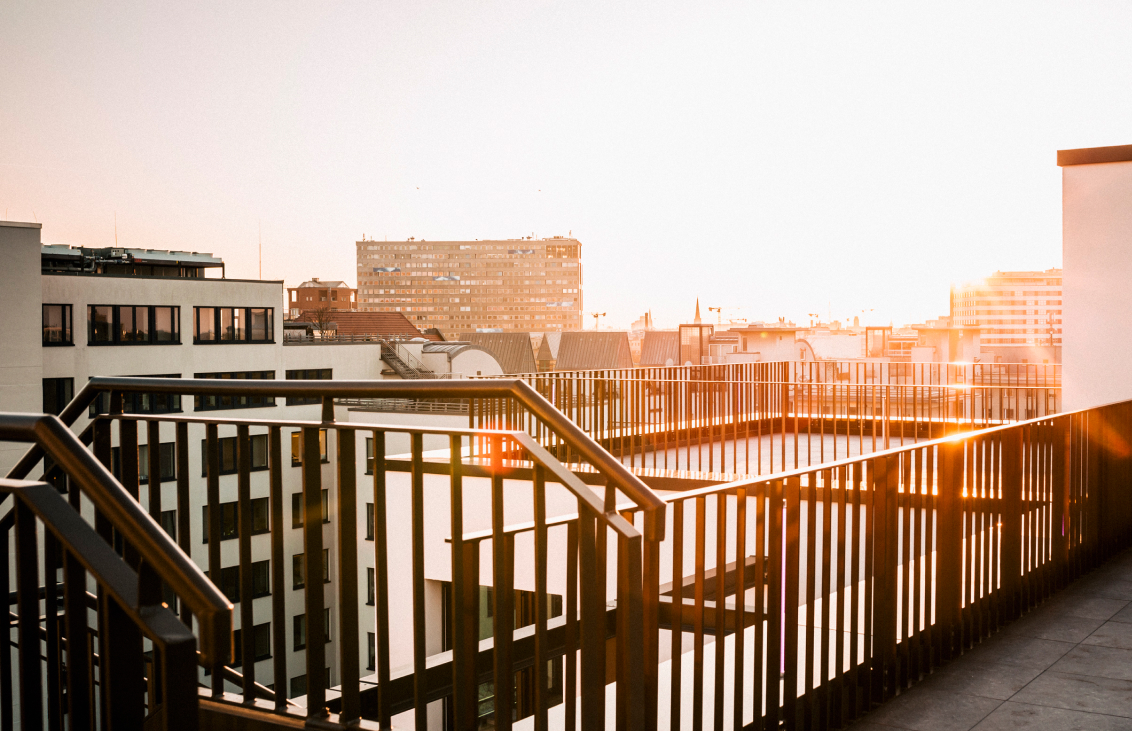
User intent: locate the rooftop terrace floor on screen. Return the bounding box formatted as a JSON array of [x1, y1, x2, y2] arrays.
[[849, 547, 1132, 731]]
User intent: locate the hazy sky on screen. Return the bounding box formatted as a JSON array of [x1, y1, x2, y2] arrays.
[[3, 2, 1130, 329]]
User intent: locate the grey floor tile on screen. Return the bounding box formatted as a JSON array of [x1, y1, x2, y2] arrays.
[[1052, 645, 1132, 681], [972, 701, 1132, 730], [1041, 594, 1128, 620], [1065, 578, 1132, 601], [1111, 604, 1132, 625], [921, 660, 1044, 700], [962, 634, 1076, 670], [844, 721, 914, 731], [1012, 671, 1132, 718], [1002, 612, 1106, 643], [866, 688, 1002, 731], [1086, 622, 1132, 650]]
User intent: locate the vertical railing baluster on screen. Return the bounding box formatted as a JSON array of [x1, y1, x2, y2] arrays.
[[410, 432, 428, 729], [237, 425, 255, 701], [0, 518, 11, 731], [15, 499, 42, 731], [175, 422, 192, 629], [372, 431, 392, 729], [269, 426, 288, 713], [205, 423, 224, 695], [565, 519, 578, 731], [533, 463, 549, 731], [302, 425, 328, 718], [336, 426, 360, 723], [733, 487, 747, 731]]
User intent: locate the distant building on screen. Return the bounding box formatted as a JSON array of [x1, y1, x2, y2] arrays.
[[639, 331, 679, 367], [287, 278, 357, 319], [951, 269, 1062, 363], [458, 332, 538, 374], [554, 332, 633, 371], [355, 237, 583, 340]]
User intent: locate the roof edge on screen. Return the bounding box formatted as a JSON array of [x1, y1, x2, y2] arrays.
[[1057, 144, 1132, 167]]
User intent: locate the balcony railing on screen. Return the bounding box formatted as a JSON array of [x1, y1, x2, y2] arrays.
[[3, 371, 1125, 731], [468, 363, 1061, 476]]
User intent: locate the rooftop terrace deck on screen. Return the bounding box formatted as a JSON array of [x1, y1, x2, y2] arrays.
[[850, 548, 1132, 731]]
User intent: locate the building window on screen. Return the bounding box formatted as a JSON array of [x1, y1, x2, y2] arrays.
[[160, 510, 177, 540], [365, 503, 374, 540], [42, 378, 74, 416], [291, 489, 330, 528], [193, 307, 273, 344], [200, 434, 269, 475], [292, 549, 330, 589], [290, 675, 307, 699], [86, 305, 180, 345], [202, 498, 270, 543], [290, 429, 328, 466], [367, 567, 375, 606], [193, 371, 276, 411], [285, 368, 333, 406], [42, 304, 73, 345], [111, 442, 176, 484], [293, 609, 331, 651], [88, 374, 183, 416], [368, 632, 376, 671], [232, 622, 272, 667]]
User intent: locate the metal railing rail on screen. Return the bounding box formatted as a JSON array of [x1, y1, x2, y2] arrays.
[[0, 413, 231, 731], [473, 360, 1061, 387], [614, 399, 1126, 729], [7, 377, 667, 730], [467, 372, 1060, 477]]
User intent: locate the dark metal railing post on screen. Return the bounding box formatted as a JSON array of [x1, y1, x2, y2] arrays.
[[205, 422, 225, 695], [237, 425, 255, 700], [302, 425, 328, 718], [15, 499, 43, 731], [371, 430, 393, 730], [1001, 428, 1023, 622], [269, 426, 288, 713], [336, 427, 361, 723]]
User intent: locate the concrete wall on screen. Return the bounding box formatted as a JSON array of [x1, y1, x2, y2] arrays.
[[1062, 159, 1132, 409], [0, 222, 43, 474]]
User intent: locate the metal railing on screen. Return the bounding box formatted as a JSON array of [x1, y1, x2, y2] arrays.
[[5, 377, 666, 730], [467, 368, 1060, 477], [601, 398, 1129, 729], [0, 413, 230, 731], [6, 374, 1125, 731]]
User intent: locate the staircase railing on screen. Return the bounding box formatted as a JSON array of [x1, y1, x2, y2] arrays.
[[6, 377, 666, 730], [0, 413, 230, 731]]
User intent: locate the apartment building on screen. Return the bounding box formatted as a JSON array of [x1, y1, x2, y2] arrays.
[[0, 221, 505, 713], [355, 236, 583, 340], [950, 269, 1062, 363]]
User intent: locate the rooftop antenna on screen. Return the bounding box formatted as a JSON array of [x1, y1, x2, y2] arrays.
[[258, 220, 263, 279], [114, 212, 118, 245]]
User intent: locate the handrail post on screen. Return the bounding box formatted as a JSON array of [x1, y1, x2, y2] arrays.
[[936, 439, 963, 664], [1001, 428, 1023, 622]]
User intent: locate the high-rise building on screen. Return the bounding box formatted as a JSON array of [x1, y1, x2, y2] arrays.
[[355, 237, 583, 340], [950, 268, 1062, 362]]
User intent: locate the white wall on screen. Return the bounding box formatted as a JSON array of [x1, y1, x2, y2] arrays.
[[0, 222, 43, 474], [1062, 159, 1132, 409]]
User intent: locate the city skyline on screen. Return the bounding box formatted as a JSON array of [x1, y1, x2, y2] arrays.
[[4, 2, 1126, 328]]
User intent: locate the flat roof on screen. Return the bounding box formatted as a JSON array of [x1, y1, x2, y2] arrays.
[[0, 220, 42, 229], [1057, 144, 1132, 167]]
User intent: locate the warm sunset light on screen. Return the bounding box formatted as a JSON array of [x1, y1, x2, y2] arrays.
[[3, 4, 1131, 730]]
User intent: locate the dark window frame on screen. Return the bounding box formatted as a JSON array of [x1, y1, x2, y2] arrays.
[[202, 498, 271, 543], [284, 368, 332, 405], [200, 434, 270, 476], [291, 490, 329, 528], [290, 429, 329, 466], [292, 549, 330, 590], [43, 377, 74, 416], [232, 622, 272, 667], [193, 371, 276, 411], [86, 304, 180, 346], [42, 304, 74, 346], [193, 306, 274, 344], [88, 374, 183, 416]]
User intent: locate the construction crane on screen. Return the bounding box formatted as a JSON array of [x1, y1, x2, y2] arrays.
[[590, 312, 607, 330], [707, 306, 744, 325]]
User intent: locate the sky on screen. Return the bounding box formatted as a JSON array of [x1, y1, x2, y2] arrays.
[[3, 1, 1131, 329]]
